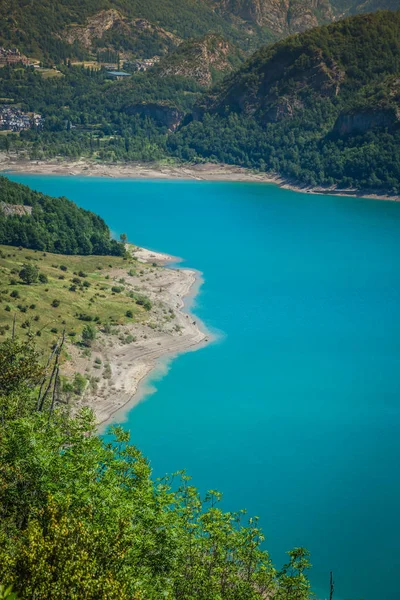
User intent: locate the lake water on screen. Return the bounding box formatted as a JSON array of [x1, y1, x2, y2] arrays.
[[9, 175, 400, 600]]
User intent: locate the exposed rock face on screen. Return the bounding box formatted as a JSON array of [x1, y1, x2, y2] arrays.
[[204, 46, 345, 122], [64, 9, 124, 49], [333, 107, 400, 135], [214, 0, 334, 33], [0, 203, 32, 217], [64, 10, 181, 55], [124, 103, 184, 131], [158, 35, 236, 86]]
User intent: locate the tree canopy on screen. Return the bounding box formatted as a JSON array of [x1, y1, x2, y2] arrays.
[[0, 176, 126, 255], [0, 336, 313, 599]]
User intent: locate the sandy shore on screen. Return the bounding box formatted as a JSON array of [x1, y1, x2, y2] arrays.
[[1, 153, 399, 201], [64, 246, 210, 426]]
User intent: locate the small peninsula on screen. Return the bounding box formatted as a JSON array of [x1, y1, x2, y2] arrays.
[[0, 176, 208, 424]]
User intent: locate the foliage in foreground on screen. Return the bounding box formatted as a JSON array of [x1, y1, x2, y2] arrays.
[[0, 337, 312, 599]]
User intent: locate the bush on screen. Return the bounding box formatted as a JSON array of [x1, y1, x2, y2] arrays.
[[39, 273, 48, 284], [72, 372, 87, 395], [77, 313, 93, 322], [81, 324, 96, 347], [51, 299, 60, 308], [136, 296, 152, 311], [59, 265, 68, 271], [10, 291, 19, 299], [126, 310, 133, 318]]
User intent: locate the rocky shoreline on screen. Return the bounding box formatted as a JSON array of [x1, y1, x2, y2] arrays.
[[69, 247, 210, 426], [1, 154, 399, 202]]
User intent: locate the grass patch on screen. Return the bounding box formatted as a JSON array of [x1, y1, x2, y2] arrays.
[[0, 245, 150, 355]]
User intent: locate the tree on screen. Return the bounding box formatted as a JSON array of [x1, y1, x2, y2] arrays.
[[120, 233, 127, 243], [81, 324, 96, 347], [0, 338, 314, 600], [19, 264, 39, 285]]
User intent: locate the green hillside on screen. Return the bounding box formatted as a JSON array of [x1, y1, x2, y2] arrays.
[[0, 176, 125, 255], [171, 11, 400, 192], [0, 0, 274, 62]]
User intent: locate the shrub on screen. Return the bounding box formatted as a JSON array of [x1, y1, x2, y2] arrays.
[[77, 314, 93, 322], [59, 265, 68, 271], [78, 271, 87, 278], [73, 372, 87, 395], [136, 296, 152, 311], [81, 324, 96, 347], [39, 273, 48, 284], [126, 310, 133, 318], [51, 299, 60, 308], [10, 291, 19, 299]]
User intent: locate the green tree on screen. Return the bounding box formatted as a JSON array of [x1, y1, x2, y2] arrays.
[[19, 264, 39, 285], [0, 337, 313, 600]]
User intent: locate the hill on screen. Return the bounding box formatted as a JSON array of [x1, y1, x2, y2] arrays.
[[0, 176, 125, 255], [170, 11, 400, 193]]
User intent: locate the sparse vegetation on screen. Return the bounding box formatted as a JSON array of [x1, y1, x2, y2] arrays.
[[0, 245, 150, 352]]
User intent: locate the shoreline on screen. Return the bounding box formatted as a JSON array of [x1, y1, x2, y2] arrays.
[[72, 246, 211, 427], [1, 154, 398, 202]]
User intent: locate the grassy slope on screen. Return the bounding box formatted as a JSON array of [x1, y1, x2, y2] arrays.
[[0, 244, 151, 356]]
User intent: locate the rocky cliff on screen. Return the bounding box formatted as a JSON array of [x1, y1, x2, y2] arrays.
[[213, 0, 334, 33], [157, 35, 240, 87], [64, 9, 180, 59]]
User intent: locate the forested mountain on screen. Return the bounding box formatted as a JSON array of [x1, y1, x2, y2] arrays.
[[1, 10, 400, 193], [1, 0, 395, 64], [170, 11, 400, 192], [0, 176, 125, 255], [0, 0, 274, 62]]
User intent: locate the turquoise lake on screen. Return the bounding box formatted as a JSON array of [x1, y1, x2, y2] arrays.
[[8, 174, 400, 600]]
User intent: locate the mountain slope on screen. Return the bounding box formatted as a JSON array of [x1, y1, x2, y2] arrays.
[[170, 11, 400, 193], [1, 0, 396, 64], [212, 0, 334, 33], [0, 0, 274, 62], [156, 34, 243, 86]]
